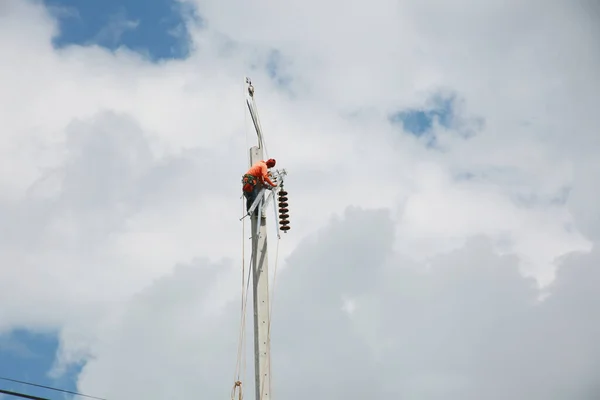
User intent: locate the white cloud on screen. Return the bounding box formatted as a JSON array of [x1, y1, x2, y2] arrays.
[[75, 209, 600, 399], [0, 0, 599, 398]]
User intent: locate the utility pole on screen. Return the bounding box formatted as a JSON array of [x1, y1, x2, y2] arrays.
[[242, 77, 290, 400], [246, 78, 272, 400], [249, 145, 271, 400]]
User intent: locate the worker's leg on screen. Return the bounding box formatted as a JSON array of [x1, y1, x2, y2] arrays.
[[247, 185, 261, 216], [243, 192, 251, 211], [244, 192, 253, 212], [244, 185, 259, 214]]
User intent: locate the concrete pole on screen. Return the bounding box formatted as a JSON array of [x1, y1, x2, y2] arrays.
[[249, 145, 271, 400]]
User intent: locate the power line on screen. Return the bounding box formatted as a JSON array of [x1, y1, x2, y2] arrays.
[[0, 377, 106, 400], [0, 388, 52, 400]]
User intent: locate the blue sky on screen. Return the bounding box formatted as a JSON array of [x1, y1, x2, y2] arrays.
[[392, 96, 454, 136], [45, 0, 194, 60], [390, 94, 456, 148], [0, 330, 81, 399]]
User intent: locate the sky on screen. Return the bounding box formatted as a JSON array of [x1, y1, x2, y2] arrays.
[[0, 0, 599, 399]]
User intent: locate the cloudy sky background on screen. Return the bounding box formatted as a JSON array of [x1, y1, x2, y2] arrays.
[[0, 0, 599, 399]]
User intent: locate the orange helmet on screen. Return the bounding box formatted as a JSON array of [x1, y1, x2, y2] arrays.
[[266, 158, 276, 168]]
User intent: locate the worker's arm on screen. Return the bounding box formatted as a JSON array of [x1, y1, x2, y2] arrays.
[[261, 165, 277, 187], [263, 174, 276, 187], [265, 177, 276, 187]]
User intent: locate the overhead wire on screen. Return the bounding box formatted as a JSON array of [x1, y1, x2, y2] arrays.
[[0, 389, 52, 400], [232, 195, 246, 400], [0, 377, 106, 400], [233, 79, 246, 400], [232, 77, 256, 400], [267, 234, 281, 394]]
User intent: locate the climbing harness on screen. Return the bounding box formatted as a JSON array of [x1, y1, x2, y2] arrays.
[[232, 198, 253, 400], [241, 174, 257, 193]]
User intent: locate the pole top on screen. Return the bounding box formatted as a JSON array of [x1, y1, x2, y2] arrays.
[[246, 77, 254, 97]]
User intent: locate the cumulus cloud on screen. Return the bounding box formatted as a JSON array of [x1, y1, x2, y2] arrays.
[[76, 208, 600, 399], [0, 0, 599, 398]]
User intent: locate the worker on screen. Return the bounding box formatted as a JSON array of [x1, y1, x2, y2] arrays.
[[242, 158, 277, 215]]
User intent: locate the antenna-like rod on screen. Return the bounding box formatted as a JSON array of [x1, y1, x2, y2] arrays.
[[245, 77, 266, 150]]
